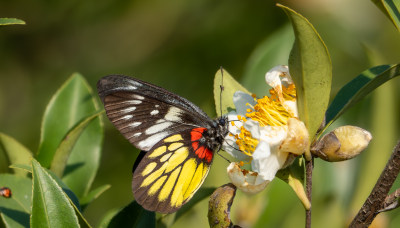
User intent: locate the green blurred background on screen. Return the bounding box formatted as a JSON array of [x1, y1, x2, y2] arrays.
[[1, 0, 400, 227]]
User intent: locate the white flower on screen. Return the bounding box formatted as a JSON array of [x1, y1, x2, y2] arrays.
[[223, 65, 309, 194]]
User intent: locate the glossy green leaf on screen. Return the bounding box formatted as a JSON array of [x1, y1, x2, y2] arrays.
[[242, 24, 293, 95], [50, 111, 103, 177], [8, 164, 31, 173], [69, 198, 91, 228], [37, 73, 103, 198], [9, 163, 81, 212], [214, 68, 251, 117], [79, 184, 111, 211], [0, 133, 32, 176], [46, 170, 81, 211], [107, 201, 155, 228], [0, 174, 31, 228], [372, 0, 400, 32], [276, 157, 310, 210], [279, 4, 332, 144], [31, 159, 79, 228], [350, 77, 398, 214], [324, 64, 400, 131], [0, 18, 25, 26]]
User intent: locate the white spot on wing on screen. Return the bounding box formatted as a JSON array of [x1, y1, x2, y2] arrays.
[[155, 104, 160, 108], [121, 106, 136, 113], [129, 100, 142, 104], [133, 132, 142, 137], [133, 95, 145, 100], [113, 114, 133, 122], [156, 119, 165, 124], [145, 122, 173, 135], [150, 110, 159, 115], [138, 132, 169, 150], [165, 107, 182, 122], [129, 122, 142, 127]]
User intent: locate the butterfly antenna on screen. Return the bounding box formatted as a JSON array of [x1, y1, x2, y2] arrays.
[[224, 137, 243, 153], [217, 150, 231, 163], [219, 66, 224, 117]]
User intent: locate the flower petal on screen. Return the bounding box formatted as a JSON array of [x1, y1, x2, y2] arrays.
[[283, 100, 298, 118], [265, 65, 292, 88], [233, 91, 256, 116], [222, 112, 251, 161], [280, 118, 309, 155], [227, 162, 269, 194], [259, 125, 287, 149], [243, 119, 261, 139], [251, 143, 289, 182]]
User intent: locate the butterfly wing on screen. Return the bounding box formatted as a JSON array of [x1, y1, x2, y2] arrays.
[[132, 127, 214, 213], [97, 75, 217, 213], [97, 75, 215, 151]]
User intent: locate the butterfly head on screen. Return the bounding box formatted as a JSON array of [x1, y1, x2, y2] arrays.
[[205, 116, 229, 151]]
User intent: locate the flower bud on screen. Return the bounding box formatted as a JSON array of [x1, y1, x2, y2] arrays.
[[208, 183, 237, 228], [311, 126, 372, 162]]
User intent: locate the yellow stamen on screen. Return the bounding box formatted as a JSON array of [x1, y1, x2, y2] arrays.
[[233, 83, 297, 156], [246, 84, 296, 127], [235, 126, 259, 156]]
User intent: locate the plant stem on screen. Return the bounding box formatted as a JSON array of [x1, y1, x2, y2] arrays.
[[350, 140, 400, 227], [305, 157, 313, 228]]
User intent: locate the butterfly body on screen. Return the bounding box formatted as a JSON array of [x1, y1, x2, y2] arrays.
[[97, 75, 228, 213]]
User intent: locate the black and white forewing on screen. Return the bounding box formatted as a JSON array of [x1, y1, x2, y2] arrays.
[[97, 75, 214, 151]]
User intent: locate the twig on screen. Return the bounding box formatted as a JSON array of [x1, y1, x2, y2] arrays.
[[350, 140, 400, 227], [380, 188, 400, 212], [305, 157, 313, 228]]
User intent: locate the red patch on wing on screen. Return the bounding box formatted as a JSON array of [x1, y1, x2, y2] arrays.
[[191, 128, 213, 163], [0, 187, 11, 198]]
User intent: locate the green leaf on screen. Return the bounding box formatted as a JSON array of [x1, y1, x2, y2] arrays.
[[9, 164, 31, 173], [79, 184, 111, 211], [69, 199, 91, 228], [276, 157, 310, 210], [324, 64, 400, 131], [279, 4, 332, 145], [372, 0, 400, 32], [242, 24, 293, 95], [0, 133, 32, 176], [46, 171, 81, 212], [0, 18, 25, 26], [9, 163, 81, 212], [37, 73, 103, 198], [30, 159, 80, 228], [214, 68, 251, 117], [107, 201, 155, 228], [0, 174, 32, 228], [50, 111, 103, 177]]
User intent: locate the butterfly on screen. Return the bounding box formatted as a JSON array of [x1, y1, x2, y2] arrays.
[[97, 75, 228, 213]]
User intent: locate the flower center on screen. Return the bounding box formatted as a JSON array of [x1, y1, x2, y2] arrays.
[[246, 84, 296, 127], [233, 84, 297, 156]]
